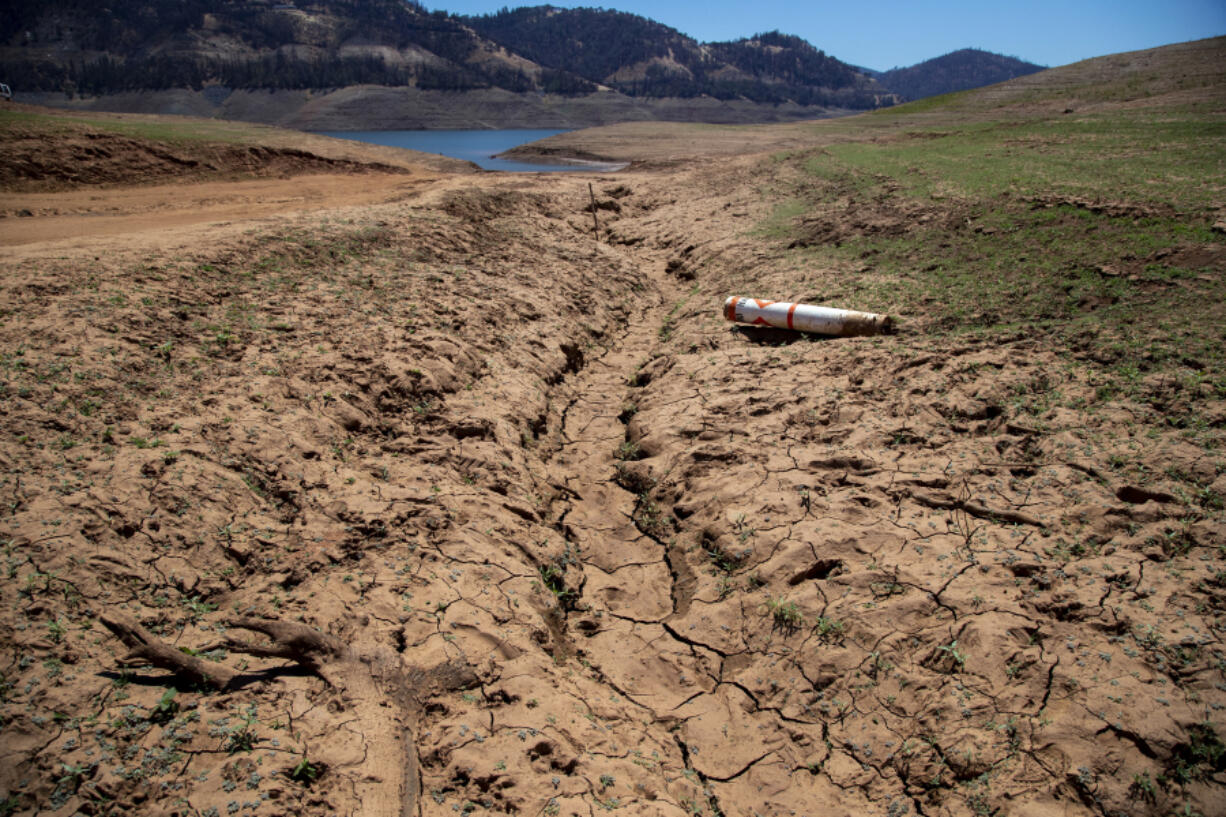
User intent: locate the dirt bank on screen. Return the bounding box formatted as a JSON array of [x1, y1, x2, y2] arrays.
[[0, 103, 475, 192]]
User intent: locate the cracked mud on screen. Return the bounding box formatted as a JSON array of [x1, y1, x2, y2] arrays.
[[2, 87, 1226, 817]]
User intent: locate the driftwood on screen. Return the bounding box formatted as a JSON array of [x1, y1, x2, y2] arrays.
[[101, 612, 477, 817], [910, 490, 1047, 528], [100, 614, 356, 689], [588, 182, 600, 239], [101, 613, 239, 689], [224, 616, 346, 672]]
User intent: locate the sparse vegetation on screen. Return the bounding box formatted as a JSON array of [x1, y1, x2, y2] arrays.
[[764, 597, 804, 632]]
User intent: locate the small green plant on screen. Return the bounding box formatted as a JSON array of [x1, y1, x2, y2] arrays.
[[614, 440, 642, 461], [46, 617, 67, 643], [224, 705, 259, 753], [1166, 722, 1226, 784], [815, 616, 846, 641], [1128, 770, 1156, 803], [288, 756, 321, 785], [764, 597, 804, 632], [1197, 486, 1223, 510], [632, 493, 670, 537], [937, 640, 967, 670], [57, 762, 91, 791], [539, 563, 578, 610], [868, 651, 893, 676], [705, 540, 747, 574], [151, 688, 178, 724], [183, 596, 217, 622]]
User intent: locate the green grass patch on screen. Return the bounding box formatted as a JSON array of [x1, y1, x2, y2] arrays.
[[760, 105, 1226, 404], [810, 114, 1225, 208], [754, 198, 809, 240]]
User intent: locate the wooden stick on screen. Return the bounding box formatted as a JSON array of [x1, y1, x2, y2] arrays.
[[588, 182, 599, 240], [910, 490, 1046, 528], [101, 613, 238, 689], [102, 612, 482, 817]]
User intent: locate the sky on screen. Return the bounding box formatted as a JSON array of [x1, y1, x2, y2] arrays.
[[431, 0, 1226, 71]]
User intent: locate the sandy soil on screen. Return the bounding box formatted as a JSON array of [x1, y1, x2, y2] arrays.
[[1, 95, 1224, 817], [0, 174, 446, 247]]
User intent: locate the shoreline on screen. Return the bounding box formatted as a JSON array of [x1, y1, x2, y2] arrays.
[[17, 86, 858, 132]]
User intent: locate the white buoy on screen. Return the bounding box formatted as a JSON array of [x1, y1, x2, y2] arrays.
[[724, 297, 893, 337]]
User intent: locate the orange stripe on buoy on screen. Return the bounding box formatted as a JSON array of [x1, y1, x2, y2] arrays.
[[725, 298, 737, 321], [787, 302, 798, 330], [754, 299, 775, 309]]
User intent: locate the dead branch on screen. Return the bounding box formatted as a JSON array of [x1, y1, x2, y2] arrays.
[[101, 613, 479, 817], [911, 490, 1046, 528], [224, 617, 346, 672], [101, 613, 238, 690]]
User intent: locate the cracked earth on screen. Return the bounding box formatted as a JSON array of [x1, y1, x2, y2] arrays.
[[1, 116, 1225, 817]]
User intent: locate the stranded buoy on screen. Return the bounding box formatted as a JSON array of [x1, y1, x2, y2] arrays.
[[724, 297, 893, 337]]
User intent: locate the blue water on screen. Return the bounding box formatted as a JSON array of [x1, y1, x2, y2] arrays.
[[315, 129, 595, 172]]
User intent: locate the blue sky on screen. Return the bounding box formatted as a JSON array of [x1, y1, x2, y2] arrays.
[[432, 0, 1226, 71]]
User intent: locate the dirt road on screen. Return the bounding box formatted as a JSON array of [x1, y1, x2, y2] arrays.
[[0, 172, 450, 247]]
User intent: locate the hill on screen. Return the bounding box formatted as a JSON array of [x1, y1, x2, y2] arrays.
[[0, 1, 1061, 128], [928, 35, 1226, 113], [0, 0, 562, 95], [506, 35, 1226, 165], [0, 0, 892, 126], [877, 48, 1045, 101], [462, 8, 888, 107]]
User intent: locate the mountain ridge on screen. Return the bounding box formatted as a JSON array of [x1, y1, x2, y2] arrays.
[[0, 1, 1045, 128]]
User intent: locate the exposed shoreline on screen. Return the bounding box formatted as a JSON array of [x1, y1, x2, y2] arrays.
[[19, 86, 860, 132]]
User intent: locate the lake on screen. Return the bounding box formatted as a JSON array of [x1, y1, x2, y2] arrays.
[[314, 128, 611, 172]]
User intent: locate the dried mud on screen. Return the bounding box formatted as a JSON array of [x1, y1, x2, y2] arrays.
[[1, 117, 1224, 817], [0, 129, 410, 192]]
